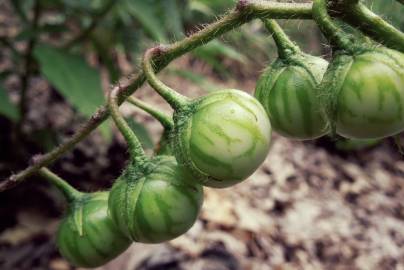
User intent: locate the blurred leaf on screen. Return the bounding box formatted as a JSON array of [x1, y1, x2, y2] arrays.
[[126, 118, 154, 149], [33, 44, 111, 139], [194, 0, 234, 13], [199, 40, 247, 63], [193, 40, 247, 76], [169, 68, 220, 92], [162, 0, 184, 39], [0, 84, 19, 121], [188, 1, 214, 17], [123, 0, 167, 41], [30, 129, 59, 151]]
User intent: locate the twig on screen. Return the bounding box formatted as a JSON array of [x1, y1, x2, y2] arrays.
[[17, 0, 42, 132], [0, 0, 312, 191], [63, 0, 116, 49]]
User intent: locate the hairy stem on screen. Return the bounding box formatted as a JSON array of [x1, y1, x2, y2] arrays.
[[263, 19, 301, 59], [38, 168, 82, 202], [312, 0, 355, 52], [127, 97, 174, 130], [143, 47, 190, 110], [63, 0, 116, 49], [338, 2, 404, 52], [108, 88, 147, 161], [0, 0, 312, 192]]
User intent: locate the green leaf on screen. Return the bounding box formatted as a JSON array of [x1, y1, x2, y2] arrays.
[[188, 1, 214, 17], [194, 40, 247, 63], [192, 40, 248, 76], [123, 0, 167, 41], [33, 44, 111, 139], [0, 84, 19, 121], [169, 69, 220, 92], [126, 118, 154, 150], [162, 0, 184, 38]]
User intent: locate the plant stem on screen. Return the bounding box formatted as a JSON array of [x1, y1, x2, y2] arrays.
[[63, 0, 116, 49], [263, 19, 300, 59], [18, 0, 42, 133], [0, 0, 313, 192], [339, 2, 404, 52], [127, 97, 174, 130], [108, 88, 147, 161], [312, 0, 355, 52], [143, 47, 190, 110], [37, 168, 82, 202]]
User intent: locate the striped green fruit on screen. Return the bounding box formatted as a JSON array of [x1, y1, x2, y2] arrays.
[[321, 47, 404, 139], [108, 155, 203, 243], [255, 53, 329, 140], [57, 192, 131, 268], [172, 89, 272, 188]]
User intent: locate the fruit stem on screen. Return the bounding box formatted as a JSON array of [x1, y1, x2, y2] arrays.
[[312, 0, 355, 52], [38, 168, 82, 202], [143, 47, 191, 111], [263, 19, 301, 59], [127, 97, 174, 131], [108, 87, 148, 162]]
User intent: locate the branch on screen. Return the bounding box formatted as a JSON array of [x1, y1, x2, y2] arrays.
[[18, 0, 42, 130], [331, 1, 404, 52], [63, 0, 116, 49], [0, 0, 312, 192]]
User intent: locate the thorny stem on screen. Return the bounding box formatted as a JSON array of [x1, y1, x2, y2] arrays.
[[127, 97, 174, 130], [63, 0, 116, 49], [38, 168, 82, 203], [108, 88, 147, 161], [334, 2, 404, 52], [263, 19, 301, 59], [312, 0, 356, 52], [143, 47, 190, 110], [18, 0, 42, 131], [0, 0, 352, 192]]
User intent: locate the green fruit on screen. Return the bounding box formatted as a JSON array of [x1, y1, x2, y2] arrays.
[[57, 192, 131, 268], [108, 156, 203, 243], [321, 48, 404, 139], [172, 89, 272, 188], [255, 53, 329, 140]]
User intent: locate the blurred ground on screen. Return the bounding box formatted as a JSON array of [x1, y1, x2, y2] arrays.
[[1, 68, 404, 270]]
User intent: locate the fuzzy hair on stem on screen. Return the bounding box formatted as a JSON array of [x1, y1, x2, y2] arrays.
[[1, 0, 402, 192]]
